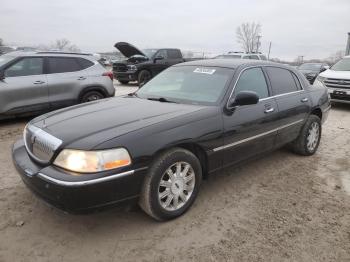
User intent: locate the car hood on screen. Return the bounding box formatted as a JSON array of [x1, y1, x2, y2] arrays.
[[319, 69, 350, 80], [31, 97, 209, 150], [114, 42, 146, 58]]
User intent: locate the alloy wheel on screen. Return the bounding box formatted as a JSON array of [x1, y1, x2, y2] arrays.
[[158, 162, 195, 211], [306, 122, 320, 151]]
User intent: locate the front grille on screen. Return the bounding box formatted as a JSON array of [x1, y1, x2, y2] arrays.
[[113, 63, 128, 72], [324, 78, 350, 90], [24, 125, 62, 163]]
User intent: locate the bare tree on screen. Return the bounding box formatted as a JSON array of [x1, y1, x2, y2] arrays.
[[236, 22, 262, 53], [51, 38, 80, 52]]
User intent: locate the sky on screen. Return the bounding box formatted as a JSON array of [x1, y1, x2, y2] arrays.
[[1, 0, 349, 60]]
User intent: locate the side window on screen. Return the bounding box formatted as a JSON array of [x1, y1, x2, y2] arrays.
[[266, 67, 298, 95], [5, 57, 43, 77], [234, 67, 269, 99], [47, 57, 83, 74], [155, 50, 167, 59], [249, 55, 260, 60], [167, 49, 182, 59], [76, 58, 94, 69], [242, 56, 250, 59]]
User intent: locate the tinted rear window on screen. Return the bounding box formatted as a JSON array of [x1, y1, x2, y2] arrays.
[[47, 57, 88, 74], [266, 67, 299, 95]]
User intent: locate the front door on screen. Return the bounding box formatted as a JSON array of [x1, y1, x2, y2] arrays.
[[221, 67, 280, 167], [0, 57, 48, 115], [152, 49, 169, 76]]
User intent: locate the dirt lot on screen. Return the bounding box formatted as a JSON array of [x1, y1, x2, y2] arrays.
[[0, 85, 349, 262]]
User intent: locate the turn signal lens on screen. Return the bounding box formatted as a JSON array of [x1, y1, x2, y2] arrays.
[[54, 148, 131, 173]]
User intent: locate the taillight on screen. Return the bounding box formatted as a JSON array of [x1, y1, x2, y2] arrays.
[[103, 71, 113, 81]]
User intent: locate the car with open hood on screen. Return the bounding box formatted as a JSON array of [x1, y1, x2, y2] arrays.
[[13, 59, 330, 221], [113, 42, 188, 86]]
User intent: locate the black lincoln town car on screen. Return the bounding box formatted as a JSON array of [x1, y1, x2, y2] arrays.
[[13, 59, 331, 221]]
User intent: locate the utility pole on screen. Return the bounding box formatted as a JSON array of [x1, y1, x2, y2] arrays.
[[256, 35, 262, 53], [299, 55, 304, 64], [346, 32, 350, 56], [267, 42, 272, 60]]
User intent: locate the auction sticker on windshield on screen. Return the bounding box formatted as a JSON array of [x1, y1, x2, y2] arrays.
[[193, 68, 216, 74]]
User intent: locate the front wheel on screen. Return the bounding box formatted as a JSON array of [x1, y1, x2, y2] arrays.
[[139, 148, 202, 221], [290, 115, 321, 156], [138, 70, 151, 88]]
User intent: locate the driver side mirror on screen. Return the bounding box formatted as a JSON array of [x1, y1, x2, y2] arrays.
[[227, 91, 259, 109], [154, 56, 164, 63]]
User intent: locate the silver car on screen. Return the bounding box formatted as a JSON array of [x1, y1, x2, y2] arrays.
[[0, 51, 115, 119]]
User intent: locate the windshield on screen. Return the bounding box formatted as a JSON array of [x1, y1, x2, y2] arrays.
[[331, 58, 350, 71], [136, 66, 234, 105], [0, 55, 14, 67], [142, 49, 158, 58], [298, 63, 321, 71]]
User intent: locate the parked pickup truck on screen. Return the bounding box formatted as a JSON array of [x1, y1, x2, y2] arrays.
[[113, 42, 194, 86]]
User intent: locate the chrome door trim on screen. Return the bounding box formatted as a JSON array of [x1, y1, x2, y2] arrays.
[[213, 119, 304, 152], [37, 167, 148, 187]]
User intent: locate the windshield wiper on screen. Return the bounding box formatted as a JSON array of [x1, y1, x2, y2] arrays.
[[147, 97, 177, 103], [127, 92, 139, 97]]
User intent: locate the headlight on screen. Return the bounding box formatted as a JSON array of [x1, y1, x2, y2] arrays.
[[313, 76, 326, 87], [127, 65, 137, 71], [54, 148, 131, 173]]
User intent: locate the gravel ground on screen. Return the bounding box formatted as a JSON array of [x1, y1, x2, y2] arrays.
[[0, 84, 349, 262]]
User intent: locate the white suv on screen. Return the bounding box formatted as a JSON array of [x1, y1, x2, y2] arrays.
[[314, 56, 350, 104], [215, 52, 268, 60]]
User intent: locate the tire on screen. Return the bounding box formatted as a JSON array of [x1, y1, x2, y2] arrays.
[[138, 70, 152, 87], [80, 91, 105, 103], [118, 80, 129, 85], [290, 115, 321, 156], [139, 148, 202, 221]]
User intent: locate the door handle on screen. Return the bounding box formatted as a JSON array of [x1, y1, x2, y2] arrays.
[[264, 107, 275, 113], [77, 76, 86, 80], [33, 80, 45, 84], [301, 97, 309, 103]]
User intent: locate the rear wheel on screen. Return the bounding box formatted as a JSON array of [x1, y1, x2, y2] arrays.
[[290, 115, 321, 156], [138, 70, 151, 87], [118, 80, 129, 85], [139, 148, 202, 221], [80, 91, 104, 103]]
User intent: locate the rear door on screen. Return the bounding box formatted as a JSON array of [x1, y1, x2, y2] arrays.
[[221, 67, 279, 167], [46, 57, 91, 109], [265, 66, 311, 146], [0, 57, 48, 115]]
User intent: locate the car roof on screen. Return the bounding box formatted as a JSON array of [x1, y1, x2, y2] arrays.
[[176, 58, 282, 69], [3, 51, 98, 59]]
